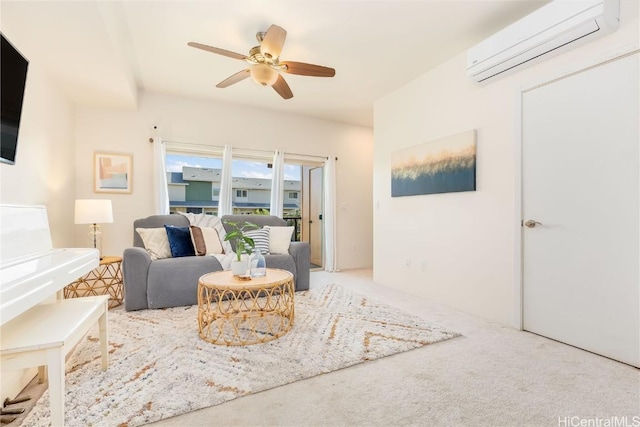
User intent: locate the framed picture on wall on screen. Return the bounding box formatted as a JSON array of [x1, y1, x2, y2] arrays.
[[391, 130, 476, 197], [94, 152, 133, 194]]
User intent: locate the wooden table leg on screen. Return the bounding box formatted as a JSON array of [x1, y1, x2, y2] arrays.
[[288, 279, 295, 326]]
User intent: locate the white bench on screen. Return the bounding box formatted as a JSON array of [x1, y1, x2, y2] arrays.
[[1, 296, 109, 426]]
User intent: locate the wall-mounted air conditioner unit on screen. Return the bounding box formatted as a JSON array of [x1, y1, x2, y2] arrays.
[[467, 0, 620, 83]]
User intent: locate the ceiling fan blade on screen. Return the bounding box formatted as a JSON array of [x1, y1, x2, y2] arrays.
[[260, 25, 287, 60], [272, 74, 293, 99], [216, 69, 251, 88], [281, 61, 336, 77], [188, 42, 247, 60]]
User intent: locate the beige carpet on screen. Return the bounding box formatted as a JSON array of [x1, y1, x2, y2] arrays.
[[21, 282, 459, 427], [146, 270, 639, 427]]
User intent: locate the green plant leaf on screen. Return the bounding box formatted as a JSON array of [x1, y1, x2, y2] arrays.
[[224, 230, 241, 241], [223, 219, 258, 260], [235, 241, 244, 261]]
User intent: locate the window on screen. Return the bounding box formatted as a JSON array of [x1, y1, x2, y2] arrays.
[[165, 151, 305, 219], [165, 153, 222, 215], [164, 147, 325, 266], [231, 159, 271, 214]]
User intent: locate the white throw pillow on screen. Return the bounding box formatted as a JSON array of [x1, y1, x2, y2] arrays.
[[264, 226, 294, 255], [136, 227, 172, 260], [201, 227, 223, 255]]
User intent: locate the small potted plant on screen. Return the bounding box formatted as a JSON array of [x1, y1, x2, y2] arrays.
[[223, 220, 258, 275]]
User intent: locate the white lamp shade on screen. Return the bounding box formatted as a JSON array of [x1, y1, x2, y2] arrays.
[[250, 64, 278, 86], [75, 199, 113, 224]]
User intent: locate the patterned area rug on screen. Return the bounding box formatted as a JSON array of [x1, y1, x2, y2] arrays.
[[22, 283, 460, 426]]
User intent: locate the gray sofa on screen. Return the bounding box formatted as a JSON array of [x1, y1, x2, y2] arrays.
[[122, 214, 310, 311]]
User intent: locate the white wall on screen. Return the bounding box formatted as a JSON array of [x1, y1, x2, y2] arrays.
[[373, 2, 639, 326], [0, 61, 77, 250], [75, 92, 373, 269], [0, 35, 76, 403]]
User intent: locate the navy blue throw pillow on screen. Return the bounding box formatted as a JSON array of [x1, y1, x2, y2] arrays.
[[165, 225, 195, 258]]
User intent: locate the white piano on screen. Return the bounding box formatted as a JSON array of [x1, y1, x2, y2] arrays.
[[0, 205, 110, 426]]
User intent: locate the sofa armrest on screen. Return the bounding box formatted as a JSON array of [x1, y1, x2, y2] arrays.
[[289, 241, 310, 291], [122, 247, 152, 311]]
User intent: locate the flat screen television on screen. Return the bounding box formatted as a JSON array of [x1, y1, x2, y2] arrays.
[[1, 33, 29, 165]]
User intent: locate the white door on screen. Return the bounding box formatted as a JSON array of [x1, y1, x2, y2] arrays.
[[522, 52, 639, 367]]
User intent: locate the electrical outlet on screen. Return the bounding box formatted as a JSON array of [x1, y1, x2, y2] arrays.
[[420, 261, 427, 272], [404, 259, 411, 268]]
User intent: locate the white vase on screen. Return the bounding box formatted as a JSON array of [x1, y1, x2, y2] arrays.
[[231, 260, 248, 276]]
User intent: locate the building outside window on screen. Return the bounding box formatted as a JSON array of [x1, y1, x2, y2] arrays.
[[164, 151, 319, 258], [165, 153, 302, 218]]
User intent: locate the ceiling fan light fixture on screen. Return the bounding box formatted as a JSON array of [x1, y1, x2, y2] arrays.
[[250, 64, 278, 86], [260, 25, 287, 60]]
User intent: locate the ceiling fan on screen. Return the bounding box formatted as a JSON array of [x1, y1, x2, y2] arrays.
[[188, 24, 335, 100]]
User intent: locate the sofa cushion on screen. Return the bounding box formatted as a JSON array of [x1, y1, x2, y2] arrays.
[[265, 226, 294, 254], [165, 225, 195, 258], [136, 227, 172, 260], [245, 228, 270, 255], [147, 256, 223, 309], [264, 254, 297, 278]]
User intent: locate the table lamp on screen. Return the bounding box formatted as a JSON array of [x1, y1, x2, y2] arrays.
[[75, 199, 113, 259]]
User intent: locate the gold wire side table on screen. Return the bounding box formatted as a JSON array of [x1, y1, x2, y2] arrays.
[[198, 269, 295, 346], [64, 256, 123, 309]]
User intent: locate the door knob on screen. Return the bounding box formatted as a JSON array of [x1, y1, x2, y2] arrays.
[[524, 220, 542, 228]]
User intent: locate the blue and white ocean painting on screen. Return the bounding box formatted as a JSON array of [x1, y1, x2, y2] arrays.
[[391, 130, 476, 197]]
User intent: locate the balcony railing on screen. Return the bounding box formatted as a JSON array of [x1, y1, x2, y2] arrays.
[[283, 216, 302, 242]]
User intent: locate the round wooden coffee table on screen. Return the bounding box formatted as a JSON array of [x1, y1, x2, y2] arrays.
[[197, 268, 295, 346]]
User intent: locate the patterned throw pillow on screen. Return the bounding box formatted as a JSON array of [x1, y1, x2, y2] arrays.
[[245, 228, 270, 255], [177, 212, 233, 254], [190, 226, 223, 255], [136, 227, 172, 260], [264, 226, 294, 255], [164, 225, 195, 258]]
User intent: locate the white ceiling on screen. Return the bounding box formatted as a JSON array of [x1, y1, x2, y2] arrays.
[[1, 0, 547, 128]]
